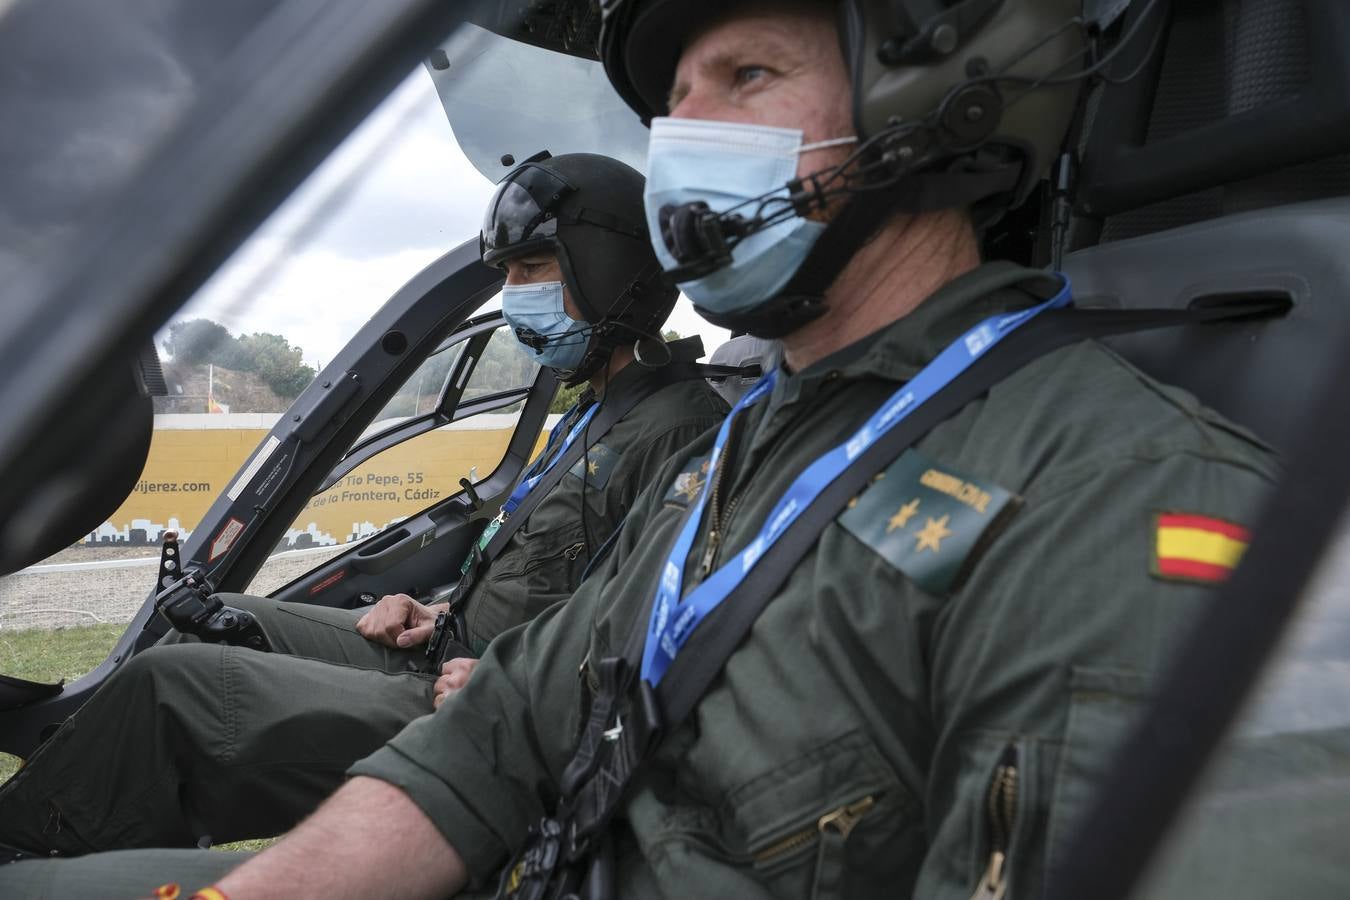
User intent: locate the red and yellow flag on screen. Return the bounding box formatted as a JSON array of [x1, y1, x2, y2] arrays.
[[1153, 512, 1250, 584]]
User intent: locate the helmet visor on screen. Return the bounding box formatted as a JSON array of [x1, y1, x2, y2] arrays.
[[480, 164, 576, 260]]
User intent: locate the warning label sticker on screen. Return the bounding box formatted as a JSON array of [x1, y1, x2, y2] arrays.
[[209, 517, 246, 561]]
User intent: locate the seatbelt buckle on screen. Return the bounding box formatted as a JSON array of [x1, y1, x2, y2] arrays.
[[498, 817, 573, 900], [424, 609, 476, 674], [424, 611, 450, 668]]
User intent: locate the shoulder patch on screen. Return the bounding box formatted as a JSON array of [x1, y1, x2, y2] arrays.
[[837, 449, 1020, 596], [1151, 512, 1250, 584], [663, 453, 711, 508], [568, 442, 621, 490]]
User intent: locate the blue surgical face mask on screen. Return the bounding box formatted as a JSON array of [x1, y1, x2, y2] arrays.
[[501, 281, 591, 372], [643, 117, 856, 317]]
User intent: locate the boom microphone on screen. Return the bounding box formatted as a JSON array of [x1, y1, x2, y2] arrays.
[[515, 327, 549, 351], [657, 201, 753, 281]]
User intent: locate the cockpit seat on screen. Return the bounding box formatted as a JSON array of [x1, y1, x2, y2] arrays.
[[707, 334, 777, 406], [1062, 197, 1350, 452]]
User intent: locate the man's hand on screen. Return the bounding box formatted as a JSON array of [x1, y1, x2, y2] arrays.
[[355, 593, 439, 649], [433, 657, 480, 709]]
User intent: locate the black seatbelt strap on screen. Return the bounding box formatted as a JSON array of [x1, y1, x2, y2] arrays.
[[497, 296, 1287, 900]]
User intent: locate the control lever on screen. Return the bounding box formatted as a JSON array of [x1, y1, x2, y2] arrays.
[[154, 567, 270, 651]]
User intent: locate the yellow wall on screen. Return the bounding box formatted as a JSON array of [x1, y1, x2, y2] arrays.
[[91, 416, 548, 548]]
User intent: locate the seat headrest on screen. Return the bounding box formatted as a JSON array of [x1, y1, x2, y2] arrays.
[[707, 335, 777, 405], [1063, 198, 1350, 452]]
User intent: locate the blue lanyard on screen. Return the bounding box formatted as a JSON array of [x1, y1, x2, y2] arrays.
[[641, 276, 1072, 686], [501, 400, 598, 518]]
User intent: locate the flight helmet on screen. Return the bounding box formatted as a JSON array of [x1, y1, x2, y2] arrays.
[[600, 0, 1087, 216], [481, 151, 679, 383]]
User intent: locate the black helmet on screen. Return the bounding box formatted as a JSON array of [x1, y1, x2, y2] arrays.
[[480, 151, 679, 383], [600, 0, 1086, 214]]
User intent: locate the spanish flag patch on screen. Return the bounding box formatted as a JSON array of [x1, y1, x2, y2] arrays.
[[1152, 512, 1250, 584]]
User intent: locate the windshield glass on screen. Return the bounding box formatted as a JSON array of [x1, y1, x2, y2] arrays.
[[428, 23, 649, 182], [0, 63, 496, 633], [0, 27, 727, 634]]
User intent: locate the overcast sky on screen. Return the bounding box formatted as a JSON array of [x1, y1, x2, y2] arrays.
[[171, 67, 730, 371]]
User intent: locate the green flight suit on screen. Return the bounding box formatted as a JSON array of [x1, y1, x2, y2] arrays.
[[0, 262, 1299, 900], [0, 370, 727, 858], [343, 262, 1282, 898]]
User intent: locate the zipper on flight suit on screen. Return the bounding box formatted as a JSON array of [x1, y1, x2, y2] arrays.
[[696, 378, 844, 579], [970, 746, 1020, 900], [751, 794, 878, 865], [517, 541, 587, 576], [699, 418, 745, 577]]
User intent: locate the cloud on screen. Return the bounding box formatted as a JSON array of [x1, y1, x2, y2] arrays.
[[168, 67, 732, 367], [181, 241, 454, 367], [169, 71, 495, 364]]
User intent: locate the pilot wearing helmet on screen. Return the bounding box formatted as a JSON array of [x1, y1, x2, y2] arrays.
[[0, 152, 726, 861], [0, 2, 1280, 898]]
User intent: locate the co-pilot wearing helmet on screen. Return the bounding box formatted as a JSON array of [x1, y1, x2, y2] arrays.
[[4, 3, 1279, 898]]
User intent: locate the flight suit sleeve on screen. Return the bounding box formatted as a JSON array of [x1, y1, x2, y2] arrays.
[[349, 564, 604, 880], [912, 448, 1278, 898], [347, 449, 695, 885]]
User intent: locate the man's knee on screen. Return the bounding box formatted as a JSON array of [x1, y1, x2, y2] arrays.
[[111, 642, 224, 703], [214, 592, 279, 620]]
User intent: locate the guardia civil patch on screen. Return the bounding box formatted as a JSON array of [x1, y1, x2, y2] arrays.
[[1151, 512, 1250, 584], [568, 442, 620, 490], [837, 449, 1020, 596], [663, 454, 710, 508]]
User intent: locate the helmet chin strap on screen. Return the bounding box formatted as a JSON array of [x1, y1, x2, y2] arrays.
[[563, 261, 671, 385]]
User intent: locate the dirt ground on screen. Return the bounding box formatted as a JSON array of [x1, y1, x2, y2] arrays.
[[1, 547, 344, 631], [41, 545, 163, 565]]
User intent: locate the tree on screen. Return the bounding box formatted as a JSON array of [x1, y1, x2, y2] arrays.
[[162, 318, 317, 402], [162, 319, 234, 365], [236, 332, 317, 399], [549, 382, 586, 414], [462, 329, 540, 404]]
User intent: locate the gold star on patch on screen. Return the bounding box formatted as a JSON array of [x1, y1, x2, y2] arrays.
[[914, 515, 952, 554], [886, 498, 920, 533], [587, 460, 600, 476]]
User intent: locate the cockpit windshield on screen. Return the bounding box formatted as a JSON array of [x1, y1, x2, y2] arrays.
[[426, 23, 650, 183]]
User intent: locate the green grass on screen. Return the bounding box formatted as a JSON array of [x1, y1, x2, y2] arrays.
[[0, 623, 126, 783], [0, 622, 126, 684], [0, 624, 275, 851]]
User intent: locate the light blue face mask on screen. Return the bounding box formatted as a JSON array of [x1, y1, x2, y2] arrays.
[[643, 117, 856, 317], [501, 281, 591, 372]]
